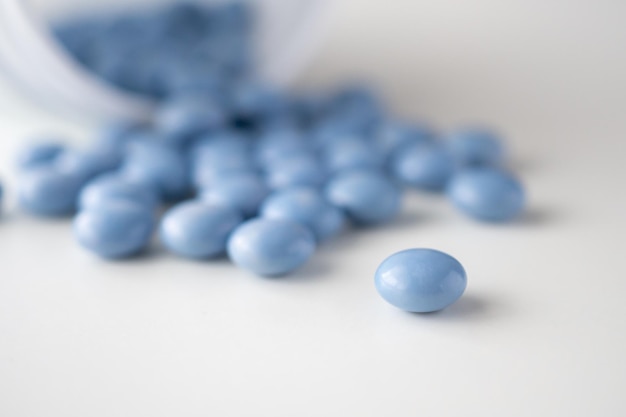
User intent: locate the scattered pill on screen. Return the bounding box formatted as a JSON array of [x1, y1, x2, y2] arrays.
[[18, 166, 84, 216], [325, 169, 402, 225], [375, 249, 467, 313], [200, 172, 269, 217], [74, 200, 155, 259], [391, 143, 455, 191], [160, 201, 243, 259], [79, 173, 159, 211], [447, 167, 526, 222], [227, 218, 316, 276], [261, 187, 346, 242], [16, 140, 65, 170], [446, 127, 505, 167]]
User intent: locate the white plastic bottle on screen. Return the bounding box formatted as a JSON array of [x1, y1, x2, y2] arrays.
[[0, 0, 331, 121]]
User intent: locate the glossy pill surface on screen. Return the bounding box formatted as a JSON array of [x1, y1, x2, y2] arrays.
[[74, 201, 155, 259], [160, 201, 243, 259], [447, 167, 525, 222], [375, 249, 467, 313], [18, 167, 84, 216], [391, 143, 455, 191], [227, 218, 316, 276], [261, 187, 346, 242], [325, 169, 402, 225], [201, 173, 269, 217], [79, 174, 159, 211]]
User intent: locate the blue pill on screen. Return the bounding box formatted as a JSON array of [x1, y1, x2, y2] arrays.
[[18, 166, 84, 216], [200, 173, 269, 217], [79, 173, 159, 211], [255, 128, 309, 167], [376, 121, 435, 159], [446, 127, 505, 166], [261, 187, 346, 242], [123, 141, 189, 201], [227, 218, 316, 276], [55, 146, 122, 181], [391, 143, 455, 191], [325, 169, 402, 225], [375, 248, 467, 313], [265, 154, 326, 190], [16, 140, 65, 170], [447, 167, 526, 222], [160, 201, 243, 259], [323, 137, 384, 174], [154, 96, 226, 146], [74, 200, 155, 259]]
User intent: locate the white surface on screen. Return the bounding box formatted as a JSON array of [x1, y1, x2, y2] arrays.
[[1, 0, 625, 416]]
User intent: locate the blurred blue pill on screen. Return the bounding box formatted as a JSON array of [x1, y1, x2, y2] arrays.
[[160, 200, 243, 259], [74, 200, 155, 259], [96, 120, 143, 150], [200, 173, 269, 217], [376, 122, 435, 159], [265, 155, 327, 190], [325, 169, 402, 225], [55, 146, 122, 181], [391, 143, 455, 191], [375, 249, 467, 313], [227, 218, 316, 276], [231, 82, 287, 121], [154, 96, 226, 146], [18, 166, 84, 217], [446, 127, 505, 166], [261, 187, 346, 242], [255, 128, 309, 166], [16, 140, 65, 170], [79, 173, 159, 211], [323, 137, 384, 174], [447, 167, 525, 222], [123, 141, 189, 201]]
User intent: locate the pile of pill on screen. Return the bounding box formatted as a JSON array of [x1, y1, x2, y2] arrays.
[[11, 2, 526, 313]]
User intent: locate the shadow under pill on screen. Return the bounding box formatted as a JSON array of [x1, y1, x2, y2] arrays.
[[411, 294, 506, 323]]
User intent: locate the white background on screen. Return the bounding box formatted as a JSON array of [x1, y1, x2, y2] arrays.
[[1, 0, 625, 416]]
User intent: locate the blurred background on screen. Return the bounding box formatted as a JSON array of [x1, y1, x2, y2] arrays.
[[0, 1, 625, 416]]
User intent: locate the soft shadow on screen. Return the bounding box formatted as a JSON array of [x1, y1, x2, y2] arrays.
[[516, 207, 561, 226], [270, 259, 333, 283], [410, 294, 503, 322]]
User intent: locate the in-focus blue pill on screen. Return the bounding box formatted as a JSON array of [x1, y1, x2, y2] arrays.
[[261, 187, 346, 242], [446, 127, 505, 166], [16, 140, 65, 170], [375, 248, 467, 313], [227, 218, 316, 276], [325, 169, 402, 225], [200, 173, 269, 217], [391, 143, 455, 191], [447, 167, 525, 222], [18, 166, 85, 217], [160, 200, 243, 259], [79, 173, 159, 211], [123, 141, 189, 201], [74, 200, 155, 258]]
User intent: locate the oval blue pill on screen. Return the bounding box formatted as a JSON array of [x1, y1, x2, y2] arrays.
[[446, 127, 505, 167], [201, 173, 269, 218], [264, 155, 327, 190], [325, 169, 402, 225], [16, 140, 65, 170], [79, 173, 159, 211], [74, 201, 155, 259], [447, 167, 526, 222], [391, 143, 455, 191], [375, 248, 467, 313], [261, 187, 346, 242], [227, 218, 316, 276], [18, 166, 85, 217], [160, 201, 243, 259]]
